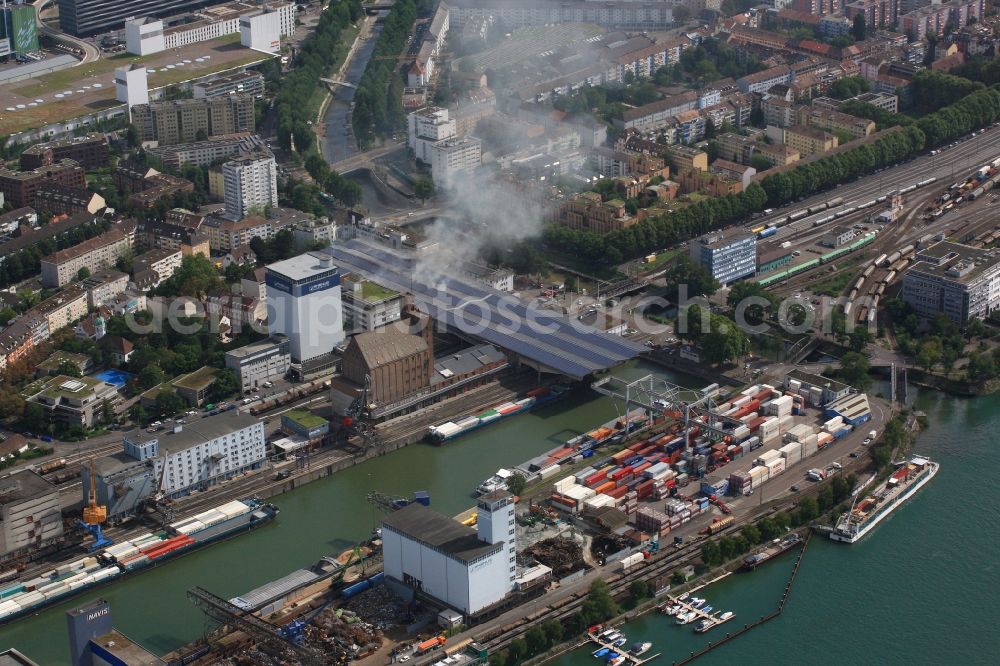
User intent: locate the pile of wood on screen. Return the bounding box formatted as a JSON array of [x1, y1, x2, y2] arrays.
[[524, 537, 583, 577]]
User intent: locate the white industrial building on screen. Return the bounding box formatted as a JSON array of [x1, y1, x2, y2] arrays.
[[408, 107, 457, 163], [241, 10, 281, 53], [266, 252, 345, 363], [0, 470, 64, 558], [121, 411, 266, 498], [224, 335, 291, 392], [125, 17, 165, 55], [115, 65, 149, 112], [223, 150, 278, 220], [381, 491, 516, 616]]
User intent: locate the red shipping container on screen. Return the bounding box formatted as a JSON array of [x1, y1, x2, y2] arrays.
[[611, 468, 630, 481], [663, 478, 677, 488], [585, 472, 607, 487], [607, 486, 629, 499], [612, 449, 635, 464], [595, 481, 616, 495], [615, 473, 635, 487], [550, 494, 576, 508], [633, 461, 652, 475]]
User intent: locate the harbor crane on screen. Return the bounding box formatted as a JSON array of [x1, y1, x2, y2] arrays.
[[342, 374, 377, 448], [78, 459, 112, 552], [187, 586, 331, 665]]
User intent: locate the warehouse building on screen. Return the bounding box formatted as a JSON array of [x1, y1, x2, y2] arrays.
[[0, 470, 64, 558], [225, 335, 291, 392], [341, 329, 432, 405], [381, 490, 516, 617]]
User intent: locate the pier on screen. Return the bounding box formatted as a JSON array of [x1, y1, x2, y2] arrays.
[[587, 630, 662, 666], [659, 596, 734, 634]]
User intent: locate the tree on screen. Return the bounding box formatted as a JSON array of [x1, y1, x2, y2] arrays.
[[541, 619, 563, 645], [852, 13, 867, 42], [629, 580, 650, 602], [564, 276, 578, 293], [21, 402, 48, 434], [138, 364, 167, 390], [741, 523, 761, 546], [0, 307, 15, 326], [839, 351, 871, 389], [128, 404, 148, 425], [848, 327, 873, 352], [580, 580, 619, 623], [507, 639, 527, 663], [154, 391, 186, 418], [0, 387, 25, 420], [210, 369, 240, 402], [916, 338, 942, 372], [77, 267, 91, 281], [525, 626, 548, 656], [56, 359, 82, 378], [414, 176, 434, 203], [670, 571, 686, 586], [506, 472, 527, 497], [125, 124, 140, 148], [701, 540, 721, 567]]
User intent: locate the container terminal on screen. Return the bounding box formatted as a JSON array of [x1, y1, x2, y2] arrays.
[[139, 371, 880, 666]]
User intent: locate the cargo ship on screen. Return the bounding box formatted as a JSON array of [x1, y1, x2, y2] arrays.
[[740, 533, 803, 571], [428, 384, 569, 443], [0, 498, 277, 625], [830, 456, 938, 544]]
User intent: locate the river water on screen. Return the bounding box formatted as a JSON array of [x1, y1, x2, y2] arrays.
[[549, 387, 1000, 666], [0, 362, 699, 663]]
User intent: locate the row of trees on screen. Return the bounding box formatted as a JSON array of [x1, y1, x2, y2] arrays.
[[274, 0, 363, 153], [352, 0, 431, 148], [678, 304, 750, 365], [543, 183, 768, 265], [910, 69, 985, 113], [915, 84, 1000, 149], [303, 154, 362, 207]]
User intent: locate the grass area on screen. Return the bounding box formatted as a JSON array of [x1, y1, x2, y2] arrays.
[[173, 366, 217, 390], [543, 249, 625, 282], [0, 98, 119, 136], [283, 410, 328, 429], [361, 280, 398, 301], [146, 51, 270, 89], [642, 247, 683, 271], [809, 270, 855, 296]]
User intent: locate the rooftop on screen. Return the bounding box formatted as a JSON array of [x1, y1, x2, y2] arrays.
[[123, 410, 259, 456], [787, 369, 850, 394], [173, 366, 217, 391], [0, 469, 57, 506], [89, 630, 165, 666], [43, 228, 128, 266], [266, 251, 339, 283], [381, 502, 501, 563], [37, 350, 90, 371], [361, 280, 398, 302], [225, 336, 287, 360], [433, 344, 507, 384], [21, 133, 106, 155], [909, 241, 1000, 285], [349, 330, 428, 369], [34, 374, 111, 401]]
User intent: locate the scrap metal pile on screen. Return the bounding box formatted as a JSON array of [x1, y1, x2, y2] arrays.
[[524, 537, 584, 577], [345, 584, 411, 630], [589, 534, 633, 561]]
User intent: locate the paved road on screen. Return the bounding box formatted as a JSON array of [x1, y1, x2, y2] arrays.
[[33, 0, 100, 65]]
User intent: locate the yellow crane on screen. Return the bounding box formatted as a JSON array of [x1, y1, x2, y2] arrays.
[[78, 459, 112, 551]]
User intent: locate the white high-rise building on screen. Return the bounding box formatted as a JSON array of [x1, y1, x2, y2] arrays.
[[429, 136, 481, 189], [407, 107, 457, 163], [240, 10, 282, 53], [266, 252, 344, 363], [115, 65, 148, 113], [223, 152, 278, 220]]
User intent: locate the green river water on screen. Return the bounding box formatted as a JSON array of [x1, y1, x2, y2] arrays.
[[0, 365, 994, 664]]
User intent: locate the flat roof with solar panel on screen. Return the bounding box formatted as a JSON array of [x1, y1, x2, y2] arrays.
[[326, 240, 645, 379]]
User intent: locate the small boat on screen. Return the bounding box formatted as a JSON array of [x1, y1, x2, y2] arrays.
[[593, 648, 611, 658], [612, 637, 627, 648], [609, 657, 626, 666], [630, 642, 653, 656], [605, 652, 620, 662], [693, 620, 709, 632], [689, 599, 705, 609], [701, 605, 713, 613], [665, 604, 680, 616], [676, 611, 695, 625], [604, 632, 623, 643], [599, 629, 617, 639], [719, 611, 734, 621], [678, 592, 690, 601]]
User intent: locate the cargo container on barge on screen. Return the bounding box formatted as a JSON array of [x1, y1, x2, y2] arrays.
[[0, 498, 277, 626], [830, 456, 938, 543], [429, 385, 569, 443]]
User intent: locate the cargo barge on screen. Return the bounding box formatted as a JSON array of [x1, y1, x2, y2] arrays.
[[0, 498, 277, 625], [428, 384, 569, 443], [740, 533, 803, 571], [830, 456, 938, 543]]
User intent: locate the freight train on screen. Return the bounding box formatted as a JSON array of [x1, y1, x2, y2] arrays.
[[757, 232, 877, 288]]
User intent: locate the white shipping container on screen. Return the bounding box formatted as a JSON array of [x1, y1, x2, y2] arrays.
[[766, 458, 786, 476], [758, 449, 782, 464], [554, 477, 577, 493], [802, 438, 818, 458], [733, 425, 751, 439], [787, 379, 802, 392]]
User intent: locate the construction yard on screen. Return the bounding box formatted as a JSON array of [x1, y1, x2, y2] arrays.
[[0, 34, 271, 136]]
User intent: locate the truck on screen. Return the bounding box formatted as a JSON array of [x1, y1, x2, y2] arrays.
[[868, 430, 877, 439], [417, 636, 446, 654]]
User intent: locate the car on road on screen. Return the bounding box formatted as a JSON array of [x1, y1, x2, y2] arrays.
[[831, 462, 842, 470], [151, 421, 162, 427], [850, 452, 860, 458], [863, 438, 872, 446], [398, 656, 411, 663], [790, 485, 800, 492]]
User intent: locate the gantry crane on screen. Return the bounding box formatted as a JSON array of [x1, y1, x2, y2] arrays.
[[78, 459, 112, 552]]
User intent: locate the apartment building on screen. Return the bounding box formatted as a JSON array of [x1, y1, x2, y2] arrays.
[[900, 0, 984, 40], [844, 0, 899, 31], [25, 374, 120, 427], [19, 133, 109, 171], [554, 192, 641, 235], [34, 286, 89, 333], [0, 160, 87, 209], [446, 0, 677, 30], [147, 133, 262, 169], [763, 97, 797, 128], [408, 107, 458, 162], [40, 228, 133, 288], [591, 147, 668, 179], [82, 269, 130, 308], [667, 145, 709, 173], [202, 215, 289, 252], [737, 66, 793, 94], [618, 91, 697, 132], [131, 96, 255, 145], [132, 248, 183, 289], [782, 125, 838, 157], [33, 185, 106, 217], [798, 107, 876, 140], [225, 336, 291, 392], [429, 136, 482, 189], [123, 2, 295, 50], [0, 471, 63, 559], [902, 241, 1000, 324], [689, 232, 757, 286], [222, 150, 278, 220]]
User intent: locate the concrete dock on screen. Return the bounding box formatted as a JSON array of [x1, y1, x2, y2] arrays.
[[587, 629, 661, 666], [659, 596, 734, 633]]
